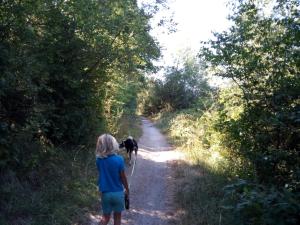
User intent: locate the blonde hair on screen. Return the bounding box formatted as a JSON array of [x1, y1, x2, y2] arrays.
[[95, 134, 119, 158]]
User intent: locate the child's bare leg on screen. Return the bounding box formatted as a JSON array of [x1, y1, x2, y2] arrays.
[[113, 212, 121, 225], [100, 214, 110, 225]]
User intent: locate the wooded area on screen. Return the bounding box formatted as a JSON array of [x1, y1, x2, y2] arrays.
[[144, 0, 299, 224], [0, 0, 160, 168], [0, 0, 160, 224], [0, 0, 299, 224]]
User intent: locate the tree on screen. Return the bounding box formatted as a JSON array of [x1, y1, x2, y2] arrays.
[[142, 53, 212, 114], [0, 0, 161, 170], [201, 0, 300, 187]]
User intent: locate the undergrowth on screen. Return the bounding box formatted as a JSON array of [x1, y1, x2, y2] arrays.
[[155, 109, 237, 225], [155, 108, 300, 225], [0, 114, 142, 225], [0, 146, 98, 225]]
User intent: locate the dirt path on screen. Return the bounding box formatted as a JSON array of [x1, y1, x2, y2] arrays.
[[89, 117, 183, 225]]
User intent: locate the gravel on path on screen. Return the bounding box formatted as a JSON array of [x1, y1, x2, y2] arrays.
[[89, 117, 183, 225]]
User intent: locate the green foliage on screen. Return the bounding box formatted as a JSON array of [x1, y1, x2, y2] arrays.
[[0, 146, 98, 225], [201, 0, 300, 186], [137, 78, 165, 115], [154, 98, 241, 224], [197, 0, 300, 224], [173, 161, 229, 225], [143, 0, 299, 224], [155, 82, 299, 224], [155, 85, 251, 175], [153, 86, 244, 223], [102, 68, 144, 135], [115, 114, 142, 141], [0, 0, 160, 169], [223, 180, 300, 225], [141, 54, 213, 114], [0, 0, 161, 223]]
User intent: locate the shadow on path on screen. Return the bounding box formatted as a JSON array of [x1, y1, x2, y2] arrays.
[[89, 117, 183, 225]]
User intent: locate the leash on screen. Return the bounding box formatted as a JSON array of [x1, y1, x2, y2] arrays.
[[125, 154, 137, 210], [128, 154, 137, 189]]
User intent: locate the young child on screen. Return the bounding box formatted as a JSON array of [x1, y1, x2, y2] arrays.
[[95, 134, 129, 225]]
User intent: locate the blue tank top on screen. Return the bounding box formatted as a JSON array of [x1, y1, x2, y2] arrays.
[[96, 155, 125, 193]]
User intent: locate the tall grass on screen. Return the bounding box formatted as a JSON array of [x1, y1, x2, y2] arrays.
[[0, 114, 142, 225], [0, 145, 98, 225], [155, 109, 244, 225], [115, 114, 142, 141]]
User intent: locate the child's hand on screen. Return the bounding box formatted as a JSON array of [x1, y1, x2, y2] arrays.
[[124, 189, 129, 196]]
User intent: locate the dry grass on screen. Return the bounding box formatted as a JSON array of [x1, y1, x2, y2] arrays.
[[155, 111, 235, 225], [0, 114, 143, 225]]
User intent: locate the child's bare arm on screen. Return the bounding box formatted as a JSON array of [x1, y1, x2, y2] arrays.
[[120, 171, 129, 195]]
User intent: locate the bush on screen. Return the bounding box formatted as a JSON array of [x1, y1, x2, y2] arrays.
[[223, 180, 300, 225]]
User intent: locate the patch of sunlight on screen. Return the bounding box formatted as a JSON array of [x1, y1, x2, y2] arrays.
[[86, 213, 101, 225], [87, 208, 177, 224], [139, 148, 184, 163], [208, 151, 223, 167], [132, 208, 166, 217]]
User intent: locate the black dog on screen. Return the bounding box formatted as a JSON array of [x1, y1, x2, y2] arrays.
[[119, 136, 138, 165]]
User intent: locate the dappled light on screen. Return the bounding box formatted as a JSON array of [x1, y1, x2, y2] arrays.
[[138, 148, 184, 163], [1, 0, 299, 224], [88, 118, 182, 224]]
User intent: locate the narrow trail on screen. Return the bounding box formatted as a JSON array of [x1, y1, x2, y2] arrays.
[[90, 117, 183, 225]]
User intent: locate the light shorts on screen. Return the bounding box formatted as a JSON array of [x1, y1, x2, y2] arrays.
[[101, 191, 125, 214]]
